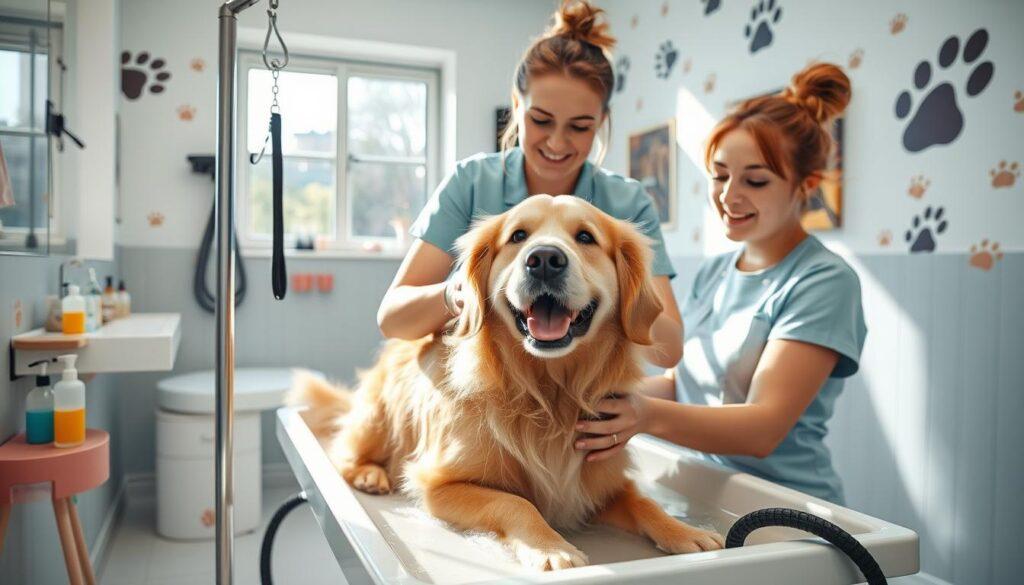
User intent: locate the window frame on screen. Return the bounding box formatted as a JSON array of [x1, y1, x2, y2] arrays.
[[0, 20, 63, 248], [237, 50, 440, 255]]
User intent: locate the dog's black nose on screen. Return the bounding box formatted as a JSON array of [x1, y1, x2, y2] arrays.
[[525, 246, 567, 280]]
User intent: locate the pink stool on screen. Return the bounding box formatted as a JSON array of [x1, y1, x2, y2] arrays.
[[0, 429, 109, 585]]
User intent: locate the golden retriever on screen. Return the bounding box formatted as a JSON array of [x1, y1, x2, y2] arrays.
[[289, 194, 724, 571]]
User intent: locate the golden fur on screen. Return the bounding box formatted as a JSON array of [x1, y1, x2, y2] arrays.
[[288, 195, 723, 570]]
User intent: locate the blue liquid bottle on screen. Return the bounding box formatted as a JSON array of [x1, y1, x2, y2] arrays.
[[25, 359, 55, 444]]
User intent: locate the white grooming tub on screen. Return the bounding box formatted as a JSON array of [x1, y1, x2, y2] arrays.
[[276, 407, 918, 584]]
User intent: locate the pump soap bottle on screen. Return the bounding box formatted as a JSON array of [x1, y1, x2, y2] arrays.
[[25, 359, 56, 444], [53, 354, 86, 448]]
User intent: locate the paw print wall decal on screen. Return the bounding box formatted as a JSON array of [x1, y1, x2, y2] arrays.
[[908, 175, 930, 199], [190, 58, 206, 73], [121, 51, 171, 100], [894, 28, 994, 153], [147, 212, 165, 227], [878, 230, 893, 247], [177, 105, 196, 122], [848, 49, 864, 70], [702, 0, 722, 16], [655, 41, 679, 79], [890, 14, 908, 35], [615, 56, 630, 93], [905, 206, 948, 253], [969, 240, 1003, 271], [745, 0, 782, 54], [990, 160, 1020, 188]]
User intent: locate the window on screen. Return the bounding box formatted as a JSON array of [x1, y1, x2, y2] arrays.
[[239, 53, 439, 253], [0, 18, 58, 239]]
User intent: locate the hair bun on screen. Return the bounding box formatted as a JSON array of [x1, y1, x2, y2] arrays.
[[548, 0, 616, 52], [782, 62, 851, 123]]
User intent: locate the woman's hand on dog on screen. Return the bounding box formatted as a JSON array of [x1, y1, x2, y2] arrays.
[[575, 395, 651, 462], [443, 276, 465, 316]]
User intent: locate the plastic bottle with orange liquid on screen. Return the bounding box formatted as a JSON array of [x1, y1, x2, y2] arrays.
[[61, 285, 86, 334], [53, 354, 86, 448]]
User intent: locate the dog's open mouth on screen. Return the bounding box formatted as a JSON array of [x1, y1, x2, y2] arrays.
[[508, 294, 598, 350]]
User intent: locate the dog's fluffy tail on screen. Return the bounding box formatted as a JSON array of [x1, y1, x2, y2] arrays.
[[285, 369, 352, 438]]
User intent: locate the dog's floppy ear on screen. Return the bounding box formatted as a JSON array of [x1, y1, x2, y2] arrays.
[[451, 214, 505, 339], [614, 223, 663, 346]]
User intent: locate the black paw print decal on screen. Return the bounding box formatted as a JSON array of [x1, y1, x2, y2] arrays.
[[745, 0, 782, 54], [655, 41, 678, 80], [121, 51, 171, 100], [905, 205, 948, 253], [895, 29, 994, 153], [615, 56, 630, 93], [703, 0, 722, 16]]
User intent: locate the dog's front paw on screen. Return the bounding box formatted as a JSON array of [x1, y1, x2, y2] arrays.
[[513, 539, 589, 571], [342, 463, 392, 495], [653, 524, 724, 554]]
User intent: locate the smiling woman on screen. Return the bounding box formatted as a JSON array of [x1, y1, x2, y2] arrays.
[[377, 0, 683, 369]]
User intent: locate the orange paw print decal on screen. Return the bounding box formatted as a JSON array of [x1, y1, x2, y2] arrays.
[[848, 49, 864, 70], [878, 229, 893, 247], [1015, 90, 1024, 113], [201, 508, 215, 527], [177, 105, 196, 122], [190, 58, 206, 73], [147, 212, 165, 227], [703, 73, 717, 94], [661, 1, 669, 17], [890, 13, 907, 35], [907, 175, 930, 199], [682, 57, 693, 74], [969, 240, 1003, 271], [990, 160, 1020, 188]]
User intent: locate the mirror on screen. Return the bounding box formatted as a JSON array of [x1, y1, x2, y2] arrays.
[[0, 0, 57, 255]]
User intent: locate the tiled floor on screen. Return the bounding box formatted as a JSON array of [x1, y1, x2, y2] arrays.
[[99, 482, 348, 585]]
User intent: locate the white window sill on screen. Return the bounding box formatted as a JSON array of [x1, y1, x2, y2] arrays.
[[240, 246, 408, 261]]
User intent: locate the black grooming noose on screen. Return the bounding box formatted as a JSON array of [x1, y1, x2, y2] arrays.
[[250, 0, 289, 300]]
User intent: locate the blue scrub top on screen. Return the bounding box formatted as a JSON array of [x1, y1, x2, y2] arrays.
[[409, 148, 676, 278], [676, 235, 867, 504]]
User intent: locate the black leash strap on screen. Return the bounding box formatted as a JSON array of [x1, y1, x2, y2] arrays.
[[271, 112, 286, 300]]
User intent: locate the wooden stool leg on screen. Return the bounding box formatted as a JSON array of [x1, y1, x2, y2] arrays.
[[53, 498, 85, 585], [67, 499, 96, 585], [0, 502, 10, 557]]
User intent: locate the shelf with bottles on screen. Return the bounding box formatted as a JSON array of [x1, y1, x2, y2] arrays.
[[10, 313, 181, 378]]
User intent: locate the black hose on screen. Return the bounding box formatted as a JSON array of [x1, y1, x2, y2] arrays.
[[193, 201, 248, 313], [260, 491, 309, 585], [726, 507, 886, 585]]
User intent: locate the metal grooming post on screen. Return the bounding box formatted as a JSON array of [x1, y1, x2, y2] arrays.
[[216, 1, 259, 583]]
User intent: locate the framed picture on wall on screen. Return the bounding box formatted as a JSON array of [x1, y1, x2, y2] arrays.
[[729, 90, 844, 230], [628, 119, 677, 231]]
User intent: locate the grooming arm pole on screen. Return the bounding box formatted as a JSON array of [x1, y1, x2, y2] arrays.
[[216, 2, 259, 584]]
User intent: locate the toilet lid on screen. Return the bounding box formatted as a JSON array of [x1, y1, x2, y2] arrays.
[[157, 368, 322, 414]]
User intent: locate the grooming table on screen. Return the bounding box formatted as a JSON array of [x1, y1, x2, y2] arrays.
[[276, 407, 918, 584]]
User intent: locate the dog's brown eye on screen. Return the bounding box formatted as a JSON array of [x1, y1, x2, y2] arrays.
[[576, 230, 596, 245], [510, 229, 528, 243]]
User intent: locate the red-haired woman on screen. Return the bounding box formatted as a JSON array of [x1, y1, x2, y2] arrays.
[[577, 63, 866, 505]]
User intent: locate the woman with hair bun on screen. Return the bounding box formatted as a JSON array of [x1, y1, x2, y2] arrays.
[[576, 63, 866, 505], [378, 0, 683, 367]]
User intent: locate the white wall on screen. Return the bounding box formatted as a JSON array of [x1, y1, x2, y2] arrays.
[[117, 0, 555, 249]]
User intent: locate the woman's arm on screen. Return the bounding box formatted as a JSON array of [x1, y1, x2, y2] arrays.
[[576, 338, 839, 461], [642, 276, 683, 368], [377, 239, 459, 340]]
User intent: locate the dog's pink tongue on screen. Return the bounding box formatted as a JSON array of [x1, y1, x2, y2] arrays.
[[526, 313, 571, 341]]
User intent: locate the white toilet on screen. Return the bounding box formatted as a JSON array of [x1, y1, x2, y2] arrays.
[[155, 367, 320, 540]]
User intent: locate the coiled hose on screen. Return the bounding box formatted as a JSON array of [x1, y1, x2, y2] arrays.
[[260, 492, 308, 585], [188, 154, 247, 313], [725, 507, 886, 585]]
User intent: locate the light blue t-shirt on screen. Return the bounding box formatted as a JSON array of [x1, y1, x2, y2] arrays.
[[409, 148, 676, 278], [676, 235, 867, 504]]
